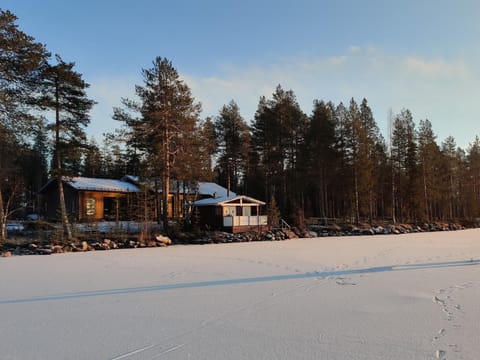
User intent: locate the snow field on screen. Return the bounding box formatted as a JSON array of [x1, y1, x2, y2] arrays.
[[1, 230, 479, 359]]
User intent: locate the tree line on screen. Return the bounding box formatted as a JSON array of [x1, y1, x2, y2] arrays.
[[2, 8, 480, 243]]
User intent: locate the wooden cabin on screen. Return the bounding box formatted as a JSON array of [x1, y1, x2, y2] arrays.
[[191, 195, 268, 233], [39, 177, 140, 221], [39, 176, 238, 224]]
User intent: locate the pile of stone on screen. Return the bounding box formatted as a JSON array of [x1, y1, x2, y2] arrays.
[[1, 234, 174, 256], [184, 229, 292, 244], [306, 222, 466, 237]]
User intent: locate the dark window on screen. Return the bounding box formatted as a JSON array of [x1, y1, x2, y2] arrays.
[[104, 197, 117, 220], [236, 206, 243, 216]]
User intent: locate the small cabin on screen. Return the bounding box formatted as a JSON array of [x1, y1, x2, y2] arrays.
[[191, 195, 268, 233], [40, 177, 140, 221]]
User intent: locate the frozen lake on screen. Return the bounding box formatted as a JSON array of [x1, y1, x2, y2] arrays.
[[1, 230, 479, 359]]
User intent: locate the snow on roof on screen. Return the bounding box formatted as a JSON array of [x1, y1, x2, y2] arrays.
[[121, 175, 139, 184], [192, 195, 265, 207], [65, 177, 140, 193], [118, 178, 232, 197], [197, 182, 236, 197]]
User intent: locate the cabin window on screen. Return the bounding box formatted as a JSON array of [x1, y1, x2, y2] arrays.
[[251, 206, 258, 216], [85, 198, 96, 216], [104, 197, 118, 220], [236, 206, 243, 216]]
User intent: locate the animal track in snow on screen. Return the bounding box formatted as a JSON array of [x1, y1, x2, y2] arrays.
[[432, 280, 480, 359]]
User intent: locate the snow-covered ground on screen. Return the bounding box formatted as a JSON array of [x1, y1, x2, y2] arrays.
[[1, 230, 479, 360]]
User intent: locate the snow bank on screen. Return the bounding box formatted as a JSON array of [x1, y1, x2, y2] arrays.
[[1, 230, 479, 359]]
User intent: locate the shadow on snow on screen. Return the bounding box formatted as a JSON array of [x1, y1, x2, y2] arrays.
[[1, 259, 479, 305]]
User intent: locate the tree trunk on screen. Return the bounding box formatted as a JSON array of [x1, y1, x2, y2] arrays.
[[354, 167, 360, 224], [423, 161, 429, 222], [55, 77, 72, 241], [0, 190, 6, 245], [162, 125, 170, 233], [391, 162, 396, 224], [57, 171, 72, 240]]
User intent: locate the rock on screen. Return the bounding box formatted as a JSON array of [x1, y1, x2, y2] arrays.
[[156, 235, 172, 246], [361, 228, 374, 235], [81, 241, 89, 251], [51, 245, 64, 254], [37, 248, 52, 255], [146, 240, 157, 247], [1, 251, 12, 257]]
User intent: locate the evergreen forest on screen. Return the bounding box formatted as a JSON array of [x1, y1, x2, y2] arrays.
[[2, 9, 480, 242]]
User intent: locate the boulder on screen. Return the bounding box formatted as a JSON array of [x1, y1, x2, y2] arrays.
[[1, 251, 12, 257], [51, 245, 64, 254], [81, 241, 89, 251], [156, 235, 172, 246], [37, 248, 52, 255]]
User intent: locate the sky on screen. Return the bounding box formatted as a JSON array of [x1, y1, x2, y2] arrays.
[[3, 0, 480, 148]]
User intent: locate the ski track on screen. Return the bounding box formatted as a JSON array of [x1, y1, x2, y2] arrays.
[[108, 278, 314, 360], [110, 343, 186, 360]]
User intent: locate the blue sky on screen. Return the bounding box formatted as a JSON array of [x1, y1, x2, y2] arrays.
[[4, 0, 480, 148]]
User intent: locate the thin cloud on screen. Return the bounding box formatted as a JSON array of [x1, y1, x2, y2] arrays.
[[86, 47, 478, 148], [404, 56, 469, 78]]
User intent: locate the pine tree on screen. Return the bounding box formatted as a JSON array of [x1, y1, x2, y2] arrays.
[[39, 56, 95, 241], [21, 121, 49, 214], [198, 117, 217, 179], [441, 136, 460, 220], [299, 100, 337, 218], [0, 9, 48, 133], [114, 57, 201, 232], [466, 136, 480, 219], [0, 9, 48, 244], [251, 85, 307, 222], [417, 119, 440, 221], [83, 137, 103, 177], [214, 100, 250, 194], [332, 102, 350, 220], [358, 98, 383, 223], [391, 109, 418, 222]]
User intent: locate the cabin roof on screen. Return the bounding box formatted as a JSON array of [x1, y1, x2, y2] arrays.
[[41, 177, 140, 193], [197, 182, 236, 198], [40, 176, 233, 197], [120, 177, 235, 197], [192, 195, 265, 207]]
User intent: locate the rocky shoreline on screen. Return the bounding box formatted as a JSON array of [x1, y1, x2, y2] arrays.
[[0, 222, 468, 257]]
